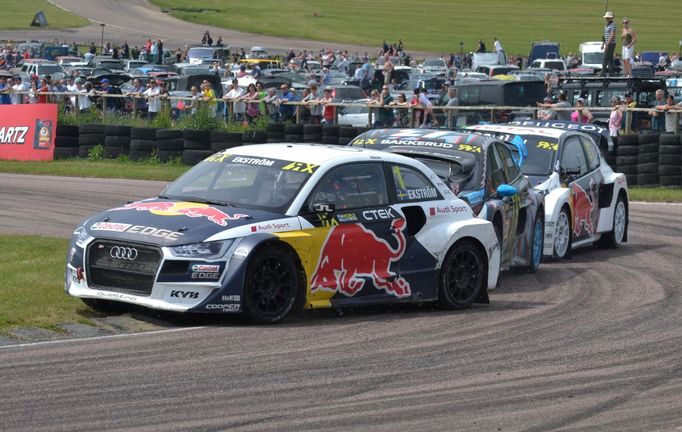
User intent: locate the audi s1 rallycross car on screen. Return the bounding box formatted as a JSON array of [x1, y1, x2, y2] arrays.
[[349, 129, 545, 272], [467, 121, 628, 260], [66, 144, 501, 324]]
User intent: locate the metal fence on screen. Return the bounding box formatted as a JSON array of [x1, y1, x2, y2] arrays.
[[9, 90, 682, 134]]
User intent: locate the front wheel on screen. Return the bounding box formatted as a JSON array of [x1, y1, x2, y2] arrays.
[[242, 245, 300, 324], [598, 196, 627, 248], [438, 239, 485, 309], [553, 207, 572, 260]]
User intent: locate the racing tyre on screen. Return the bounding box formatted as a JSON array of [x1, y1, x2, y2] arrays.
[[638, 143, 659, 154], [616, 146, 637, 157], [323, 125, 339, 137], [267, 133, 285, 142], [157, 150, 182, 163], [552, 207, 572, 260], [267, 123, 285, 133], [637, 174, 659, 186], [637, 133, 659, 145], [53, 147, 78, 159], [242, 245, 300, 324], [659, 133, 680, 146], [55, 136, 79, 148], [182, 149, 212, 165], [597, 195, 627, 248], [79, 124, 105, 135], [636, 153, 658, 164], [618, 165, 637, 175], [617, 135, 638, 146], [658, 145, 681, 155], [128, 149, 152, 161], [337, 137, 352, 146], [660, 175, 682, 186], [322, 136, 340, 145], [104, 146, 122, 159], [637, 163, 658, 174], [130, 139, 156, 152], [156, 138, 185, 151], [625, 174, 637, 186], [658, 165, 679, 176], [156, 129, 182, 140], [339, 127, 357, 138], [78, 133, 104, 146], [659, 154, 681, 165], [616, 156, 637, 166], [130, 127, 157, 140], [522, 212, 544, 273], [243, 130, 267, 144], [438, 239, 485, 310], [284, 134, 303, 143], [57, 125, 79, 137], [303, 134, 322, 143], [284, 124, 303, 135], [78, 145, 94, 158], [104, 125, 131, 137]]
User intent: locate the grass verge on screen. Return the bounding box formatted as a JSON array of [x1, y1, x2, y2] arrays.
[[0, 158, 190, 181], [0, 234, 94, 334], [150, 0, 681, 56], [628, 187, 682, 203], [1, 0, 89, 30]]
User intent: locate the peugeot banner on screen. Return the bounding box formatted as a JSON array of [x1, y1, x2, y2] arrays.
[[0, 104, 57, 161]]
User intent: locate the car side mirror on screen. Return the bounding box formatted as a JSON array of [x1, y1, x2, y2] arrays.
[[311, 203, 336, 213], [496, 184, 518, 198]]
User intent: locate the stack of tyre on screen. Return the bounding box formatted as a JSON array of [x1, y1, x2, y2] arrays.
[[266, 123, 285, 143], [321, 125, 339, 145], [635, 133, 660, 187], [242, 130, 267, 144], [337, 126, 357, 146], [284, 124, 303, 142], [615, 135, 638, 186], [129, 127, 157, 161], [156, 129, 184, 163], [211, 130, 242, 152], [103, 125, 131, 159], [303, 124, 323, 143], [182, 129, 211, 165], [53, 125, 79, 159], [78, 124, 105, 158], [658, 133, 681, 187]]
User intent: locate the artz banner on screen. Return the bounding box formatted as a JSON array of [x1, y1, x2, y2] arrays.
[[0, 104, 57, 161]]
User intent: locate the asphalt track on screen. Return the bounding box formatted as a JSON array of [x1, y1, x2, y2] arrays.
[[1, 173, 682, 431], [0, 0, 437, 57]]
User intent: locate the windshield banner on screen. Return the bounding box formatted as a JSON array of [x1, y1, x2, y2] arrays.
[[0, 104, 57, 161]]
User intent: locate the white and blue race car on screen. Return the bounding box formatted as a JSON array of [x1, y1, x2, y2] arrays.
[[468, 122, 629, 260], [66, 144, 501, 323]]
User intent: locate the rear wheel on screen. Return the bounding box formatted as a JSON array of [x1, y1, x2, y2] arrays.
[[242, 245, 300, 324], [553, 207, 572, 260], [523, 212, 544, 273], [438, 240, 485, 309]]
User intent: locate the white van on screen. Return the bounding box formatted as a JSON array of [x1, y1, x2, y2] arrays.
[[580, 41, 604, 69]]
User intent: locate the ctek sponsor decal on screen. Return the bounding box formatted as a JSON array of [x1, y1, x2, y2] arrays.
[[362, 208, 396, 221], [113, 201, 249, 226]]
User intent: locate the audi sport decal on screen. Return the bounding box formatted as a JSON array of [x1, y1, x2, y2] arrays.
[[310, 219, 410, 298], [112, 201, 249, 226]]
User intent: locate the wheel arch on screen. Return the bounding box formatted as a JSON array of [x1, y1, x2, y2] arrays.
[[618, 188, 629, 243]]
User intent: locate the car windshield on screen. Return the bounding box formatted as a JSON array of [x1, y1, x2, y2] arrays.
[[583, 52, 603, 64], [411, 155, 480, 194], [423, 60, 444, 67], [518, 135, 557, 176], [162, 154, 314, 213], [38, 65, 63, 74], [188, 48, 215, 59], [333, 87, 365, 100]]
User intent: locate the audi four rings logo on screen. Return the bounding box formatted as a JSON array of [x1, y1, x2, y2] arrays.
[[109, 246, 139, 260]]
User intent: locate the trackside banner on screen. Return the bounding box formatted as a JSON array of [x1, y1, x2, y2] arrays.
[[0, 104, 57, 161]]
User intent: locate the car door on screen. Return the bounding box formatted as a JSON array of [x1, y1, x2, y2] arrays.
[[301, 162, 407, 305], [560, 136, 598, 242], [485, 144, 518, 266]]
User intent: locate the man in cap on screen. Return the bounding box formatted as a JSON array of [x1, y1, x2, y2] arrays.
[[601, 11, 617, 76], [142, 78, 160, 119]]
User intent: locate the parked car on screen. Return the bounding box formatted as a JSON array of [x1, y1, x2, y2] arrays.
[[528, 41, 560, 67], [529, 58, 567, 72], [452, 79, 545, 123], [87, 57, 124, 71], [468, 122, 629, 259], [420, 59, 448, 76], [350, 129, 545, 272], [580, 41, 604, 70], [65, 144, 501, 323], [187, 46, 231, 65], [18, 61, 64, 81], [476, 65, 520, 77]]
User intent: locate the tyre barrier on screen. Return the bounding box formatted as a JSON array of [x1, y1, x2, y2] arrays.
[[52, 127, 682, 185]]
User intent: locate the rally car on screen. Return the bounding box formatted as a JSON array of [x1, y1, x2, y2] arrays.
[[467, 121, 628, 260], [350, 129, 545, 272], [66, 144, 501, 324]]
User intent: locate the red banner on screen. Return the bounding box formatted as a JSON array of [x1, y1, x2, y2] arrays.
[[0, 104, 58, 161]]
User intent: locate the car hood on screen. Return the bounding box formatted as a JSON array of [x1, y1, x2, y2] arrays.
[[81, 199, 294, 246]]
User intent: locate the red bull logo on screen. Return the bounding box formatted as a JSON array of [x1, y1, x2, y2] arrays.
[[310, 219, 410, 298], [113, 201, 248, 226], [571, 180, 596, 236]]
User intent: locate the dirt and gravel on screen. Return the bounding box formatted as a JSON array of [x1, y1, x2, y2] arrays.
[[0, 0, 437, 58], [0, 173, 681, 431]]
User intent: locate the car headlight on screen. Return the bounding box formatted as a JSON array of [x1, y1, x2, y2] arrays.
[[169, 240, 233, 259], [72, 226, 90, 247]]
